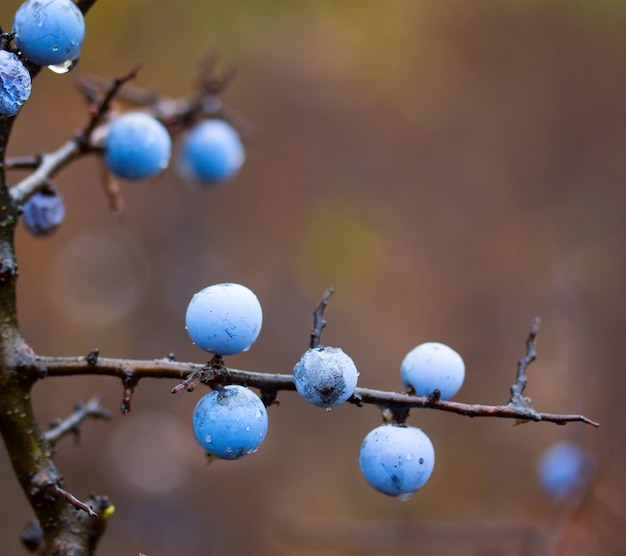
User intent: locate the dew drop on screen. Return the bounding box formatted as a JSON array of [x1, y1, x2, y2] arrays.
[[204, 435, 212, 444], [245, 425, 251, 432], [395, 492, 414, 502], [48, 58, 79, 75], [406, 454, 413, 460]]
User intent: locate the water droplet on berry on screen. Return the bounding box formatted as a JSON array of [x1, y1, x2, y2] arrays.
[[245, 425, 251, 431], [48, 58, 79, 74], [395, 492, 414, 502]]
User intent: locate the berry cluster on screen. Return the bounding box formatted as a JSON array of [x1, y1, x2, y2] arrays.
[[186, 282, 465, 499], [2, 0, 246, 237], [0, 3, 603, 555], [104, 115, 244, 184]]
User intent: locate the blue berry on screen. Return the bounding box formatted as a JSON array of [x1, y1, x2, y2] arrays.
[[192, 385, 268, 460], [0, 50, 31, 118], [21, 187, 65, 236], [185, 283, 263, 356], [400, 342, 465, 400], [537, 441, 593, 498], [293, 347, 359, 408], [13, 0, 85, 67], [104, 112, 172, 180], [178, 120, 245, 184], [359, 424, 435, 499]]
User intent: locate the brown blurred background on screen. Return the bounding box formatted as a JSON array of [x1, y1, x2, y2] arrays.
[[1, 1, 624, 554]]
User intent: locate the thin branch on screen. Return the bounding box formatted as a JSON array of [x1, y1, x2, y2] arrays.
[[33, 354, 599, 426], [310, 284, 334, 349], [77, 64, 142, 145], [10, 139, 81, 204], [75, 64, 255, 140], [351, 387, 599, 427], [4, 154, 41, 171], [8, 60, 248, 205], [54, 486, 98, 518], [44, 395, 111, 445], [509, 316, 541, 407]]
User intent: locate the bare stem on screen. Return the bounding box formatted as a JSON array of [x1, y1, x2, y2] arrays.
[[10, 139, 81, 203], [54, 486, 98, 518], [508, 317, 541, 409], [33, 354, 599, 427], [44, 395, 111, 445], [310, 284, 334, 349]]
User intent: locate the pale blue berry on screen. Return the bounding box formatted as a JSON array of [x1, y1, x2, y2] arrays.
[[0, 50, 31, 118], [400, 342, 465, 400], [192, 385, 268, 460], [185, 283, 262, 356], [293, 347, 359, 408], [22, 187, 65, 236], [13, 0, 85, 67], [538, 441, 593, 498], [178, 120, 245, 184], [104, 112, 172, 180], [359, 424, 435, 499]]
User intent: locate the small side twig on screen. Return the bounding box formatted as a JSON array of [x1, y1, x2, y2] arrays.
[[310, 284, 334, 349], [120, 371, 139, 414], [171, 355, 226, 394], [4, 154, 42, 171], [54, 485, 98, 517], [508, 317, 541, 409], [101, 163, 125, 216], [44, 395, 111, 445], [10, 140, 81, 204], [76, 64, 142, 147]]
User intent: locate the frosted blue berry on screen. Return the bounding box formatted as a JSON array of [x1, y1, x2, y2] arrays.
[[178, 120, 245, 184], [13, 0, 85, 67], [538, 441, 593, 498], [0, 50, 31, 118], [293, 347, 359, 408], [21, 187, 65, 236], [192, 385, 268, 460], [359, 424, 435, 499], [104, 112, 172, 180], [185, 283, 263, 356], [400, 342, 465, 400]]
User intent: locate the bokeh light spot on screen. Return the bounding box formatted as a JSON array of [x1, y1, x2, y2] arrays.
[[52, 234, 148, 327], [293, 197, 385, 292], [109, 411, 193, 494]]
